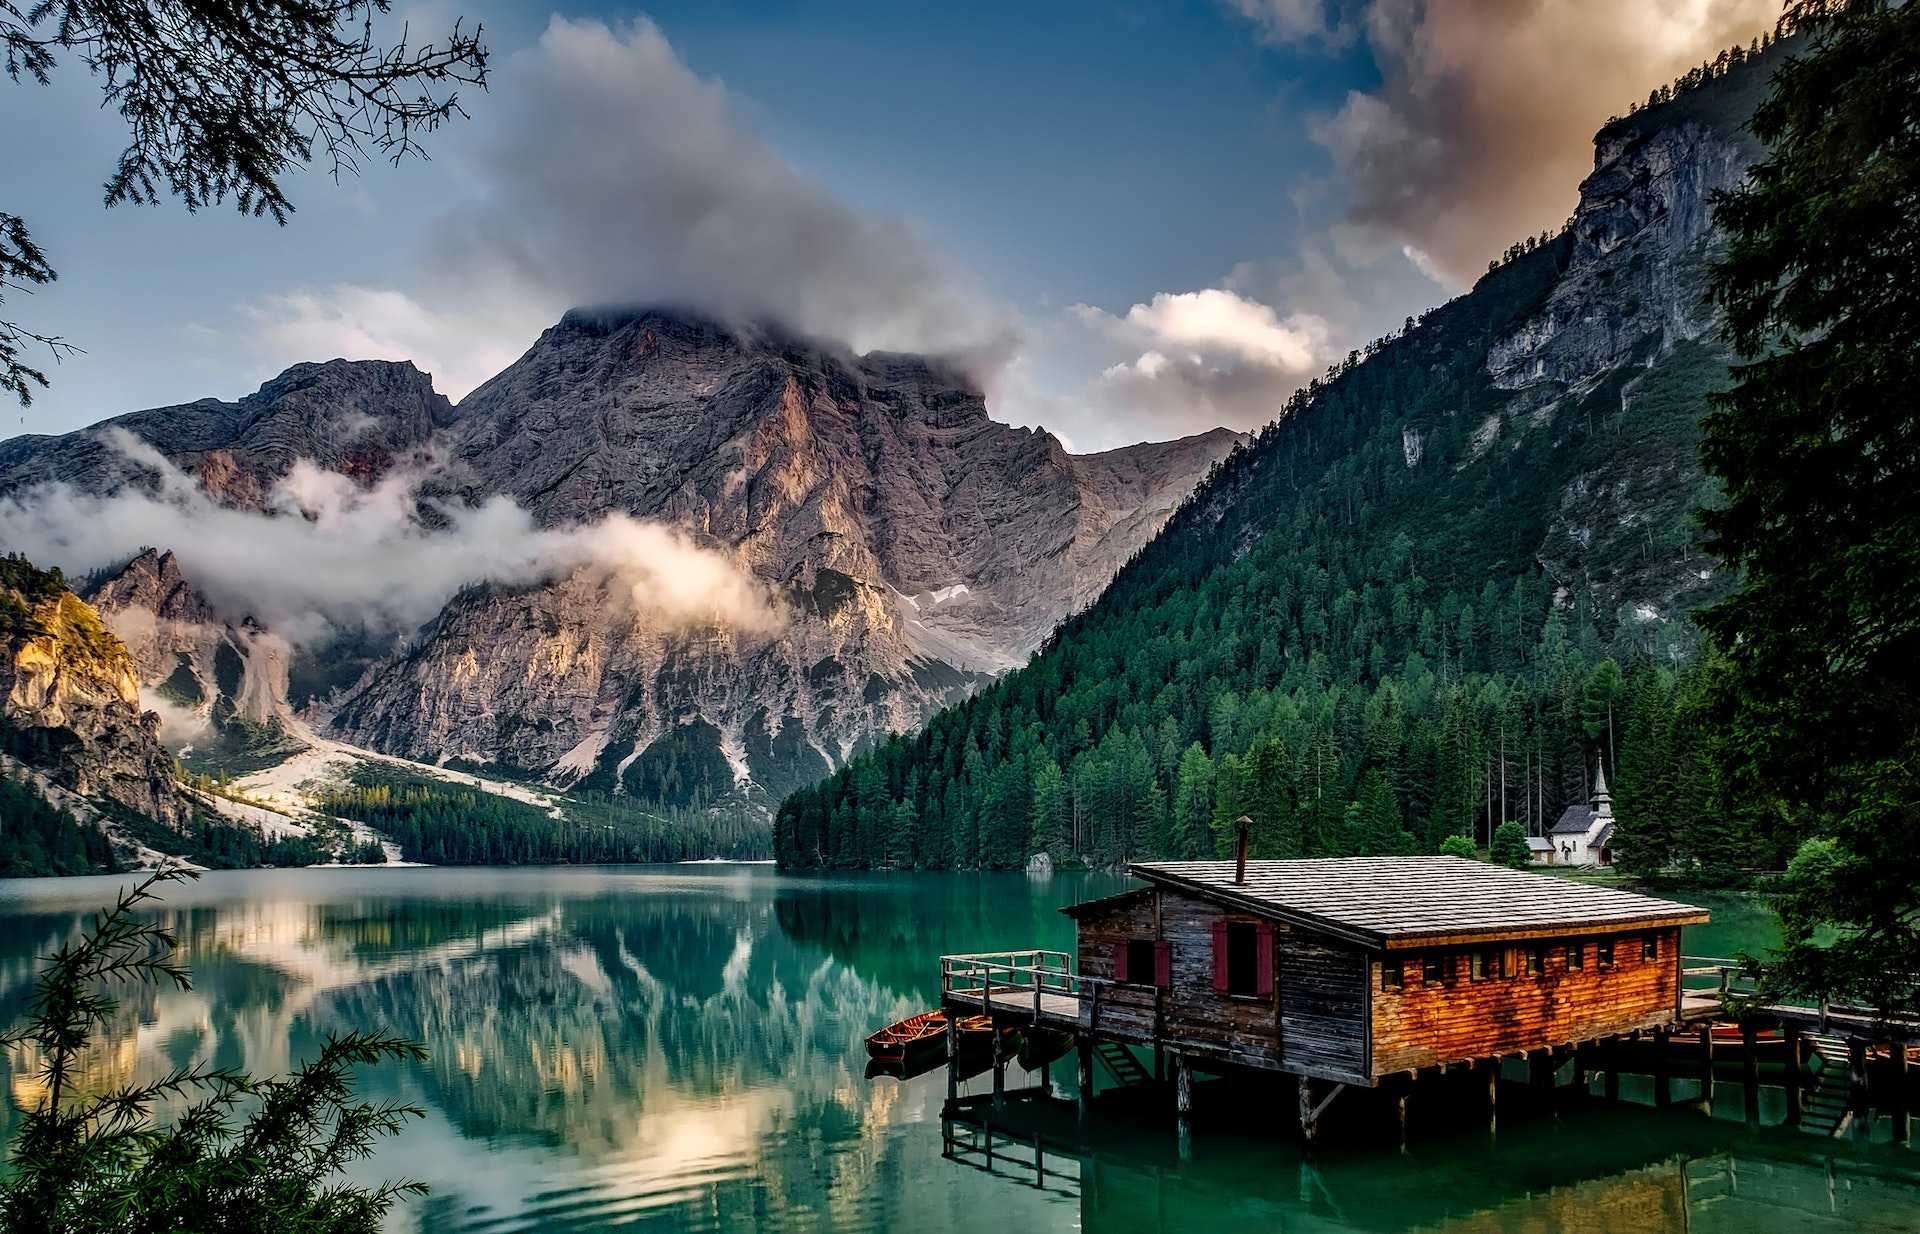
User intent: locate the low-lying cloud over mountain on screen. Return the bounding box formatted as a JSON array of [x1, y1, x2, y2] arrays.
[[244, 16, 1013, 403], [0, 429, 784, 646]]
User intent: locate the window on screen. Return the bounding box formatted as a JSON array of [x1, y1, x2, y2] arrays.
[[1226, 922, 1259, 995], [1472, 948, 1504, 981], [1642, 934, 1658, 961], [1113, 938, 1168, 987], [1597, 939, 1615, 968], [1126, 939, 1157, 984], [1565, 943, 1584, 971], [1381, 959, 1404, 991], [1422, 955, 1445, 986], [1525, 946, 1545, 976]]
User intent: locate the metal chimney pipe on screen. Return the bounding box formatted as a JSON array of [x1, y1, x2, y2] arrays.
[[1234, 815, 1252, 884]]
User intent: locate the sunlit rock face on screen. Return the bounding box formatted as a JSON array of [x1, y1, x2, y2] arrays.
[[328, 310, 1240, 800], [0, 575, 188, 826]]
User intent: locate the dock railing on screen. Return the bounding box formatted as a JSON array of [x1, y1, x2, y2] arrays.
[[940, 949, 1085, 1022], [940, 949, 1167, 1044], [1681, 955, 1920, 1033]]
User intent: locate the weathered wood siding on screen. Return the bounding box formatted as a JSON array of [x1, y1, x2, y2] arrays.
[[1370, 928, 1682, 1074], [1072, 888, 1368, 1082], [1276, 925, 1368, 1081], [1073, 893, 1164, 1046]]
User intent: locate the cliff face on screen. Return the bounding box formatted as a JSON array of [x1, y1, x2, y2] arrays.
[[0, 561, 187, 825], [1481, 83, 1771, 633], [332, 312, 1240, 798]]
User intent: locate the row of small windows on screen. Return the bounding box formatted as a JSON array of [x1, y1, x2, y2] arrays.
[[1379, 934, 1661, 991]]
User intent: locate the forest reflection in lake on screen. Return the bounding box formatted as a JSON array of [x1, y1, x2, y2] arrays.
[[0, 866, 1912, 1234]]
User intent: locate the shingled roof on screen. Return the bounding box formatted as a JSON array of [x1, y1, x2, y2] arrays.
[[1125, 856, 1706, 950]]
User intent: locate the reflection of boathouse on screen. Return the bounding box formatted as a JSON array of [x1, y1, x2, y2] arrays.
[[940, 1093, 1920, 1234]]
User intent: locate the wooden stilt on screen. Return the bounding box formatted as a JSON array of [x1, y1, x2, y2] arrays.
[[1298, 1077, 1318, 1145], [1741, 1021, 1761, 1125], [1076, 1038, 1094, 1118], [1484, 1059, 1499, 1137], [1572, 1045, 1588, 1094], [1529, 1049, 1555, 1116], [1698, 1024, 1715, 1106], [1848, 1038, 1869, 1128], [1783, 1022, 1802, 1125], [1892, 1039, 1910, 1143], [1394, 1082, 1411, 1152], [1654, 1028, 1672, 1107], [1604, 1039, 1620, 1102], [946, 1012, 960, 1105], [1174, 1053, 1193, 1116], [991, 1021, 1006, 1107]]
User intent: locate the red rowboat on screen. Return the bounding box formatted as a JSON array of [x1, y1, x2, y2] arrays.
[[865, 1011, 1001, 1063]]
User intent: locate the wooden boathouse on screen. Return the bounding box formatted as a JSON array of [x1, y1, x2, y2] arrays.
[[940, 855, 1711, 1139]]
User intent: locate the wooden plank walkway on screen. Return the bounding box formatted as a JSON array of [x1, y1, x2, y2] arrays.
[[946, 985, 1085, 1027]]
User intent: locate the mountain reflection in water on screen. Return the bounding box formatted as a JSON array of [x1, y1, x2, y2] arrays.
[[0, 867, 1912, 1234]]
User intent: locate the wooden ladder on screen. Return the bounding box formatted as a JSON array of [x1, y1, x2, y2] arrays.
[[1092, 1040, 1153, 1089], [1799, 1032, 1854, 1137]]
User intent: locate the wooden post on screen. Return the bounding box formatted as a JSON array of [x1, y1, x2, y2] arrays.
[[1530, 1050, 1555, 1111], [1892, 1039, 1910, 1143], [1741, 1021, 1761, 1125], [1298, 1077, 1319, 1146], [1572, 1045, 1588, 1093], [1698, 1024, 1715, 1084], [1394, 1081, 1411, 1152], [1783, 1022, 1802, 1125], [1848, 1038, 1869, 1126], [1483, 1059, 1499, 1137], [947, 1012, 960, 1104], [992, 1022, 1007, 1107], [1077, 1037, 1095, 1118], [1653, 1028, 1672, 1107], [1174, 1053, 1193, 1116], [1604, 1037, 1620, 1101]]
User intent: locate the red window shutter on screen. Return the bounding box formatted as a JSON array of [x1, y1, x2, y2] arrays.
[[1255, 922, 1276, 997], [1111, 940, 1129, 983], [1154, 940, 1172, 989], [1211, 920, 1229, 991]]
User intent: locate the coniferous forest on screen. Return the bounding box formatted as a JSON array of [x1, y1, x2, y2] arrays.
[[319, 768, 772, 865]]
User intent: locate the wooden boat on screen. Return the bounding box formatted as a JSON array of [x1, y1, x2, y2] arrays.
[[865, 1011, 1004, 1063]]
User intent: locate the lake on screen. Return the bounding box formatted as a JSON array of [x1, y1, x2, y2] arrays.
[[0, 867, 1914, 1233]]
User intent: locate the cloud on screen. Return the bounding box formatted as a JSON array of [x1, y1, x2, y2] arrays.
[[1237, 0, 1778, 285], [0, 429, 785, 644], [239, 15, 1013, 400], [1066, 288, 1330, 431], [1227, 0, 1352, 45]]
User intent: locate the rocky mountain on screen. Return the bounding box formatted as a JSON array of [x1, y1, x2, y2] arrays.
[[333, 311, 1240, 800], [0, 556, 187, 826], [0, 315, 1239, 808], [0, 358, 453, 506], [777, 43, 1785, 869]]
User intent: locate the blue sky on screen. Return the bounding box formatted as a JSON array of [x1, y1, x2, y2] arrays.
[[0, 0, 1777, 450]]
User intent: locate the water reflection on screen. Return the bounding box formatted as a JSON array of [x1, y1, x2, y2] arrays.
[[943, 1093, 1920, 1233], [0, 869, 1910, 1234]]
